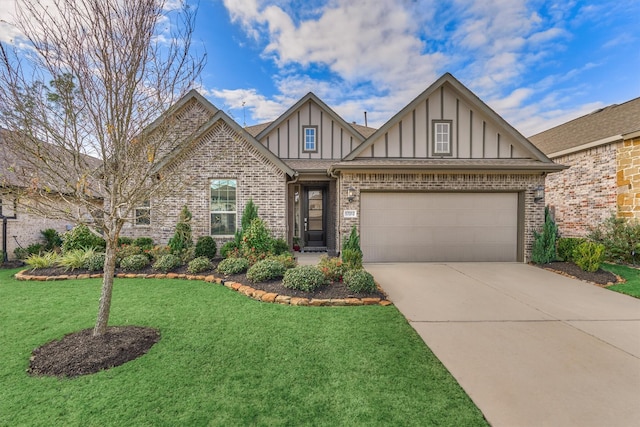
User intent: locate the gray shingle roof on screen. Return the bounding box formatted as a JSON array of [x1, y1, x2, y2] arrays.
[[529, 97, 640, 155], [329, 158, 565, 172]]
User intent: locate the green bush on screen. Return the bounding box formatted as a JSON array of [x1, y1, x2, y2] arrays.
[[318, 255, 345, 282], [117, 236, 134, 246], [220, 241, 238, 258], [41, 228, 62, 251], [147, 245, 171, 262], [116, 245, 145, 266], [194, 236, 217, 259], [342, 248, 363, 270], [556, 237, 586, 262], [267, 253, 296, 269], [271, 238, 289, 255], [120, 254, 150, 272], [25, 251, 59, 270], [26, 243, 44, 256], [153, 254, 182, 273], [133, 237, 155, 250], [588, 214, 640, 263], [58, 247, 97, 271], [241, 217, 273, 259], [241, 199, 259, 232], [62, 225, 106, 252], [84, 253, 106, 272], [187, 256, 213, 274], [532, 207, 558, 264], [13, 247, 29, 260], [344, 269, 377, 293], [574, 241, 606, 272], [168, 205, 193, 254], [247, 259, 286, 283], [342, 226, 362, 255], [217, 257, 249, 275], [282, 265, 325, 291]]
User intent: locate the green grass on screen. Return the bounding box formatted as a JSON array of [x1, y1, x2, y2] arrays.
[[0, 268, 488, 426], [602, 263, 640, 298]]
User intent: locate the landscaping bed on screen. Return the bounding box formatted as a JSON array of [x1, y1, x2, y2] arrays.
[[538, 261, 619, 286]]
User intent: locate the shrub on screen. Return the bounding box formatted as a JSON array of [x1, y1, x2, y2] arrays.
[[283, 265, 325, 291], [217, 257, 249, 275], [147, 245, 171, 262], [133, 237, 155, 250], [58, 247, 97, 271], [268, 253, 296, 269], [247, 259, 286, 283], [271, 238, 289, 255], [342, 226, 362, 255], [241, 199, 259, 232], [195, 236, 217, 259], [41, 228, 62, 251], [120, 254, 150, 271], [241, 218, 273, 258], [26, 243, 44, 256], [318, 255, 345, 282], [13, 247, 29, 260], [153, 254, 182, 273], [84, 253, 106, 272], [116, 244, 145, 266], [25, 251, 59, 270], [62, 224, 106, 252], [588, 214, 640, 263], [344, 269, 377, 293], [220, 240, 238, 258], [556, 237, 586, 262], [117, 236, 134, 246], [342, 248, 363, 270], [574, 241, 606, 272], [187, 256, 213, 274], [168, 205, 193, 254], [531, 207, 558, 264]]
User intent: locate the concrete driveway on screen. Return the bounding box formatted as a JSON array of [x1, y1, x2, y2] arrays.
[[366, 262, 640, 427]]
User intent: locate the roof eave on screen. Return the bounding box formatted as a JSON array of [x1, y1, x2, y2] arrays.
[[329, 163, 567, 174]]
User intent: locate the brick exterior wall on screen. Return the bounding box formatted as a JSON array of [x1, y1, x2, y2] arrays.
[[121, 120, 288, 249], [546, 143, 618, 237], [337, 172, 546, 262], [617, 137, 640, 220]]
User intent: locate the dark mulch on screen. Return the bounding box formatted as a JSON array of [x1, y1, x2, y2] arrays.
[[1, 260, 25, 269], [28, 326, 160, 378], [538, 262, 619, 286]]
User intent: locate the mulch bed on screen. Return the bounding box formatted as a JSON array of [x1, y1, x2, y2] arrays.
[[538, 261, 620, 286]]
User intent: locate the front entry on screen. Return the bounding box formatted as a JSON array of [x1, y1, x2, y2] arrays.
[[304, 187, 326, 247]]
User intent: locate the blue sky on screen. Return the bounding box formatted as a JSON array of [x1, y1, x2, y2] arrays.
[[1, 0, 638, 136]]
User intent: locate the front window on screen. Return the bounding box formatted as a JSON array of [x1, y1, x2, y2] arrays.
[[134, 201, 150, 226], [303, 126, 317, 152], [433, 121, 452, 155], [211, 179, 237, 235]]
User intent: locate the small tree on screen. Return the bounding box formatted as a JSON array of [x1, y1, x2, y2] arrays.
[[241, 199, 259, 232], [168, 205, 193, 254], [531, 207, 558, 264]]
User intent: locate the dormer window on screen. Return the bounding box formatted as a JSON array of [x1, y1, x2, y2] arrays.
[[433, 120, 452, 155], [303, 126, 318, 152]]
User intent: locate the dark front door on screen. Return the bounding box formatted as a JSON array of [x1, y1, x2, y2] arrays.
[[305, 187, 326, 247]]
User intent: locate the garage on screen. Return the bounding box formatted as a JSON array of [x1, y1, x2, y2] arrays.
[[360, 192, 521, 262]]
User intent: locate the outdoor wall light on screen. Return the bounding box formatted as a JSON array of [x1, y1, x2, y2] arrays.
[[347, 186, 356, 202], [534, 186, 544, 203]]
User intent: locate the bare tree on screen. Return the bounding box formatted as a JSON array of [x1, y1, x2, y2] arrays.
[[0, 0, 205, 336]]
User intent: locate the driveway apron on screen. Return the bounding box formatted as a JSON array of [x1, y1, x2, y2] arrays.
[[366, 262, 640, 427]]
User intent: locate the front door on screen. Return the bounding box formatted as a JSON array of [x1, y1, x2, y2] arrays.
[[305, 187, 326, 247]]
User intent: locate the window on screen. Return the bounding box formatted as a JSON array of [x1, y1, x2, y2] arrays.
[[134, 200, 150, 226], [433, 120, 452, 155], [302, 126, 317, 152], [211, 179, 237, 235]]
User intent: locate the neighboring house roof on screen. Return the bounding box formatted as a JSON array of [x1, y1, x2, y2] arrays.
[[349, 122, 377, 138], [529, 97, 640, 157], [345, 73, 553, 164], [245, 121, 273, 137]]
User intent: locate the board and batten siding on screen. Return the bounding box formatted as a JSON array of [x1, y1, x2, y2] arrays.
[[359, 85, 530, 159], [258, 100, 361, 160]]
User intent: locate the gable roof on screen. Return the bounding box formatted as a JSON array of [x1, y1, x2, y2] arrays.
[[528, 97, 640, 157], [344, 73, 552, 164], [255, 92, 366, 144]]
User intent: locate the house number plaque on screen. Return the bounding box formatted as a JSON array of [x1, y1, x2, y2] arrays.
[[343, 210, 357, 218]]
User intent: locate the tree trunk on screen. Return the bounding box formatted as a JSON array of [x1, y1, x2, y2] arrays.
[[93, 237, 118, 336]]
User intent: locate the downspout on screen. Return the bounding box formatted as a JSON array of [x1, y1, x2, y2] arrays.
[[328, 165, 341, 256], [286, 172, 300, 248]]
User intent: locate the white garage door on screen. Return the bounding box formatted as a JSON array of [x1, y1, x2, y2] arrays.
[[360, 192, 520, 262]]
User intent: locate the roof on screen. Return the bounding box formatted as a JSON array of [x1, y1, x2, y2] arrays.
[[529, 97, 640, 156], [283, 159, 336, 173], [245, 121, 273, 137], [349, 122, 377, 138]]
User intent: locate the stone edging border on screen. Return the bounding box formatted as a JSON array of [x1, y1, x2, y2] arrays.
[[14, 270, 393, 307]]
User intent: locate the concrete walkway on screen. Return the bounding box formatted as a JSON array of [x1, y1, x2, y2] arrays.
[[366, 262, 640, 427]]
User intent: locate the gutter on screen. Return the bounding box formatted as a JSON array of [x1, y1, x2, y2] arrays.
[[329, 163, 567, 174]]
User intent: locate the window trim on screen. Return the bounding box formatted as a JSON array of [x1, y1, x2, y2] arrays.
[[302, 125, 318, 153], [432, 120, 453, 156], [210, 178, 237, 237], [134, 200, 150, 227]]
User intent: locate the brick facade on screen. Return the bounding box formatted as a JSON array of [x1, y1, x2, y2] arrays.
[[545, 143, 618, 237], [337, 172, 546, 262]]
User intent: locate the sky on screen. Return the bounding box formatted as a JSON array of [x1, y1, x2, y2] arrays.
[[1, 0, 639, 136]]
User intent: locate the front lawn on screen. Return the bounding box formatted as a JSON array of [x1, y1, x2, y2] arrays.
[[602, 263, 640, 298], [0, 268, 488, 426]]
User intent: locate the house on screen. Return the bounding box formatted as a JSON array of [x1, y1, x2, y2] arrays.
[[529, 97, 640, 237], [121, 73, 564, 262]]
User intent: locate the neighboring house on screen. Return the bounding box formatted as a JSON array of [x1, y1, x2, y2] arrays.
[[529, 97, 640, 237], [121, 73, 563, 262]]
